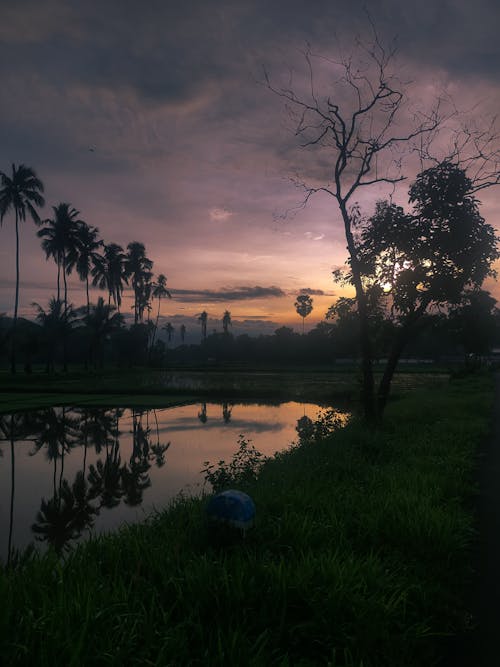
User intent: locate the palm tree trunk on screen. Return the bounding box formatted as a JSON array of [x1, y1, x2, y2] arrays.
[[7, 416, 16, 566], [86, 276, 90, 316], [62, 256, 68, 372], [57, 262, 61, 302], [11, 209, 20, 373]]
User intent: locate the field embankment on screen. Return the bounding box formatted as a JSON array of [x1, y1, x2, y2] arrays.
[[0, 372, 489, 665]]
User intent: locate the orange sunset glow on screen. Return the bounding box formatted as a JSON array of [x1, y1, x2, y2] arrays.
[[1, 1, 499, 341]]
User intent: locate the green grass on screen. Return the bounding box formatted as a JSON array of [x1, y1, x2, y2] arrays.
[[0, 365, 449, 412], [0, 373, 491, 665]]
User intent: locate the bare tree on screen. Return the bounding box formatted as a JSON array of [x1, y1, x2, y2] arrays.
[[266, 27, 500, 420]]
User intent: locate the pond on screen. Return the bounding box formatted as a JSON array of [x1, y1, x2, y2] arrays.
[[0, 400, 349, 562]]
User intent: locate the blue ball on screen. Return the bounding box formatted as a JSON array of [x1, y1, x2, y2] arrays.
[[206, 489, 256, 530]]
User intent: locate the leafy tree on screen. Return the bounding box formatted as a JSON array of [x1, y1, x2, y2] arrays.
[[267, 30, 500, 420], [91, 242, 128, 309], [448, 289, 498, 358], [0, 163, 45, 372], [356, 162, 499, 414], [295, 294, 313, 333]]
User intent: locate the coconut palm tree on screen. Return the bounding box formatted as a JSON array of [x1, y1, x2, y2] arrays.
[[33, 298, 76, 372], [163, 322, 175, 345], [74, 223, 103, 315], [125, 242, 153, 324], [0, 163, 45, 372], [222, 310, 232, 334], [81, 297, 124, 367], [91, 242, 128, 310], [294, 294, 313, 334], [198, 311, 208, 341], [150, 274, 171, 348], [37, 203, 83, 309]]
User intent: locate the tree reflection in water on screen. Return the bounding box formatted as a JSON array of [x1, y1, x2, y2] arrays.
[[0, 412, 35, 565], [7, 406, 173, 555], [222, 402, 232, 424]]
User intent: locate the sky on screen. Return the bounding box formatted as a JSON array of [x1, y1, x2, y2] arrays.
[[1, 0, 499, 342]]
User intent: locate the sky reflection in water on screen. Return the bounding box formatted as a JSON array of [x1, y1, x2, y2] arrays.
[[0, 401, 348, 562]]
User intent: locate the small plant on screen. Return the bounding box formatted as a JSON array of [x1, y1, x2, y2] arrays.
[[201, 434, 267, 492], [296, 408, 348, 445]]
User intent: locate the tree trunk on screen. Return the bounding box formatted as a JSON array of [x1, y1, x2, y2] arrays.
[[11, 209, 20, 373], [377, 303, 429, 417], [339, 202, 375, 422], [377, 331, 407, 417], [7, 417, 15, 566], [57, 262, 61, 302]]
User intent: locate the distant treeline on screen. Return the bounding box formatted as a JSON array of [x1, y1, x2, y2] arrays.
[[2, 292, 499, 371]]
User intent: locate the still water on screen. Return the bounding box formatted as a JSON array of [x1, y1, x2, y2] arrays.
[[0, 401, 339, 562]]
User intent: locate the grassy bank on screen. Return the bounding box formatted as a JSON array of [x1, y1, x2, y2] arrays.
[[0, 365, 448, 412], [0, 374, 491, 665]]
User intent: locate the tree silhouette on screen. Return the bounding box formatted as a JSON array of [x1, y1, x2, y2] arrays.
[[222, 402, 232, 424], [125, 242, 153, 324], [357, 162, 499, 414], [222, 310, 232, 334], [163, 322, 174, 345], [74, 223, 103, 316], [91, 242, 128, 310], [32, 472, 97, 554], [37, 203, 83, 309], [198, 402, 208, 423], [267, 30, 500, 420], [198, 311, 208, 341], [87, 442, 124, 509], [294, 294, 313, 334], [151, 274, 171, 349], [32, 298, 76, 372], [0, 164, 45, 372], [80, 297, 124, 368], [180, 323, 186, 343], [0, 413, 32, 564]]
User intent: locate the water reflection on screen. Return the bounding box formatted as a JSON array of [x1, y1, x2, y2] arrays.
[[0, 401, 348, 562]]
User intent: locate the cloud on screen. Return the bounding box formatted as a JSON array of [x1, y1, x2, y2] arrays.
[[297, 288, 334, 296], [170, 286, 286, 303], [209, 207, 233, 222], [304, 232, 325, 241]]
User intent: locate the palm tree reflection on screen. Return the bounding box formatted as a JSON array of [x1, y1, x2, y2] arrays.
[[2, 406, 172, 556], [32, 472, 98, 554]]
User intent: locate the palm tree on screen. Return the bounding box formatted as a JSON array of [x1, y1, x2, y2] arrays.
[[0, 164, 45, 372], [198, 311, 208, 341], [91, 242, 128, 309], [81, 297, 124, 367], [75, 223, 102, 315], [37, 203, 83, 309], [180, 323, 186, 343], [33, 298, 76, 372], [294, 294, 313, 334], [222, 310, 232, 334], [125, 242, 153, 324], [163, 322, 175, 345], [150, 274, 171, 348]]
